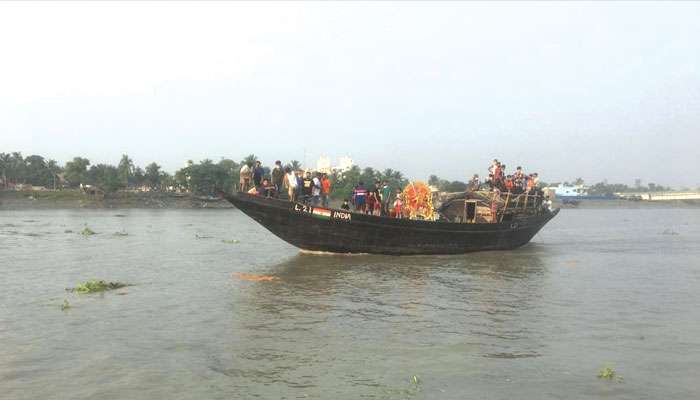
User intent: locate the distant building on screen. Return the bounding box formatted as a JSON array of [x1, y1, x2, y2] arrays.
[[316, 156, 332, 173], [316, 156, 354, 174], [338, 156, 354, 171]]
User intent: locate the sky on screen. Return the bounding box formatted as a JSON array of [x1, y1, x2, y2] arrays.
[[1, 1, 699, 188]]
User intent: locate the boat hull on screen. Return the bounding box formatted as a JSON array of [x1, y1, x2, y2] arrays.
[[224, 193, 559, 255]]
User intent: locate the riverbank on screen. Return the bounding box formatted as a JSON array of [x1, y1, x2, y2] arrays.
[[0, 190, 233, 209]]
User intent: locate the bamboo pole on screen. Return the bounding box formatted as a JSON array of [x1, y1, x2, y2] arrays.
[[500, 192, 511, 223]]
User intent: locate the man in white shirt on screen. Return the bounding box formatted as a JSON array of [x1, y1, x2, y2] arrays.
[[311, 173, 322, 206]]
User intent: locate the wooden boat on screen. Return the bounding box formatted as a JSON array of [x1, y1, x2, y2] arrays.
[[223, 192, 559, 255]]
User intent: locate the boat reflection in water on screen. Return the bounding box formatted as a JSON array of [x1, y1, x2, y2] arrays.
[[217, 248, 550, 396]]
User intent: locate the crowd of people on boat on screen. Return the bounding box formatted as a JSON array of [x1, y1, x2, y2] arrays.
[[466, 159, 541, 195], [348, 180, 402, 217], [479, 158, 551, 210], [239, 160, 405, 217], [239, 160, 333, 207], [239, 158, 550, 215]]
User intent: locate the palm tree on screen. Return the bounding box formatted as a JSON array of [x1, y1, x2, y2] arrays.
[[118, 154, 134, 188], [382, 168, 394, 181], [290, 160, 302, 170], [242, 154, 258, 168]]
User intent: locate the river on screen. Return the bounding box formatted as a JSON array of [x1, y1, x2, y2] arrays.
[[1, 208, 699, 399]]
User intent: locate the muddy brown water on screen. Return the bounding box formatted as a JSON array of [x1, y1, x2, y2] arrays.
[[1, 208, 699, 399]]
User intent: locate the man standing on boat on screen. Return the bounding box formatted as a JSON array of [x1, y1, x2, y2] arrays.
[[253, 161, 265, 188], [321, 174, 331, 207], [301, 171, 313, 204], [353, 182, 367, 212], [380, 180, 392, 216], [469, 174, 480, 191], [271, 160, 284, 198], [239, 163, 252, 192], [283, 167, 297, 202], [311, 173, 322, 206]]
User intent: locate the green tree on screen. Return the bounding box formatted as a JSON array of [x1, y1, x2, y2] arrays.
[[443, 180, 468, 192], [117, 154, 134, 188], [288, 160, 302, 171], [64, 157, 91, 187], [175, 159, 234, 195], [329, 165, 363, 199], [241, 154, 258, 168], [145, 162, 162, 190], [428, 175, 440, 187], [46, 159, 63, 189], [24, 155, 54, 187], [8, 152, 26, 184], [425, 174, 467, 192], [132, 167, 145, 187], [218, 158, 239, 192], [161, 171, 174, 190], [0, 152, 10, 188], [87, 164, 121, 193]]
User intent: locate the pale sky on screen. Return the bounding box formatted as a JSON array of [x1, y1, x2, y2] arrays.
[[1, 1, 699, 188]]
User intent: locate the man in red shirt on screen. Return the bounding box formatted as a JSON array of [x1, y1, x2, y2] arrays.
[[321, 174, 331, 207]]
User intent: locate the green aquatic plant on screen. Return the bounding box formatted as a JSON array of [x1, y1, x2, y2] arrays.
[[64, 229, 73, 233], [61, 299, 71, 310], [598, 366, 623, 382], [69, 280, 129, 293], [222, 239, 240, 244], [80, 226, 96, 236], [113, 231, 129, 237], [598, 366, 615, 379]]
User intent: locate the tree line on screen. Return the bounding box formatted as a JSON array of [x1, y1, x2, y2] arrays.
[[0, 152, 409, 198], [0, 151, 678, 197], [0, 152, 171, 193]]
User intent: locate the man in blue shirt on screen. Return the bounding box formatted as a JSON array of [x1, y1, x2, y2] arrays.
[[253, 161, 265, 188]]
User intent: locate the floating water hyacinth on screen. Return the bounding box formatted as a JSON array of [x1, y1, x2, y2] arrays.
[[598, 366, 615, 379], [222, 239, 240, 244], [598, 366, 623, 382], [68, 280, 129, 293], [113, 231, 129, 237], [61, 299, 71, 310], [80, 227, 96, 236]]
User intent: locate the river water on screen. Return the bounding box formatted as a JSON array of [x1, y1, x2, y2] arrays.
[[1, 208, 699, 399]]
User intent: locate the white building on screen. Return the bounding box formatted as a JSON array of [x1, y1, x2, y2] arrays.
[[316, 156, 332, 173], [337, 156, 354, 171], [316, 156, 354, 174]]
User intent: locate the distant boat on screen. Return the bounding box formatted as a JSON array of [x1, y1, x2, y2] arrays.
[[223, 192, 559, 255], [551, 184, 619, 201]]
